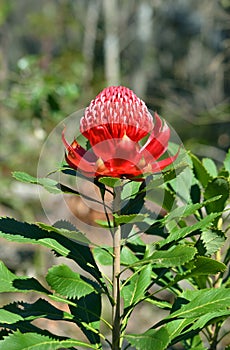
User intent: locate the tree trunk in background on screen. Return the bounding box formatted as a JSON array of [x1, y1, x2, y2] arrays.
[[131, 1, 153, 97], [82, 0, 101, 88], [103, 0, 120, 86]]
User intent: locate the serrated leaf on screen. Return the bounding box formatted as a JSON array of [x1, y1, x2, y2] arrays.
[[38, 222, 91, 245], [0, 218, 102, 284], [202, 158, 218, 177], [190, 153, 211, 187], [125, 328, 170, 350], [169, 166, 194, 203], [170, 288, 230, 318], [69, 291, 101, 345], [164, 319, 191, 343], [200, 229, 225, 255], [0, 331, 99, 350], [148, 245, 196, 268], [146, 162, 188, 191], [0, 261, 21, 293], [93, 246, 113, 265], [98, 177, 122, 187], [159, 212, 221, 247], [121, 246, 139, 265], [113, 213, 148, 225], [121, 181, 141, 200], [46, 264, 96, 299], [174, 257, 226, 286], [0, 310, 23, 324], [12, 171, 61, 194], [204, 177, 229, 215], [3, 298, 73, 322], [189, 310, 230, 330], [122, 264, 152, 309]]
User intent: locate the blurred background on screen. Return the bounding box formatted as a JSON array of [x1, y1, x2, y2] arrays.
[[0, 0, 229, 346]]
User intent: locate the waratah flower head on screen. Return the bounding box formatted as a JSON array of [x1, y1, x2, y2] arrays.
[[62, 86, 179, 179]]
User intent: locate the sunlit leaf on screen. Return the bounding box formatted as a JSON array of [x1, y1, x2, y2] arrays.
[[0, 310, 23, 325], [170, 288, 230, 318], [0, 331, 99, 350], [124, 328, 169, 350], [202, 158, 218, 178], [46, 264, 96, 299]]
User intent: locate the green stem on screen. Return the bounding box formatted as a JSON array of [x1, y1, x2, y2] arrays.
[[112, 185, 122, 350]]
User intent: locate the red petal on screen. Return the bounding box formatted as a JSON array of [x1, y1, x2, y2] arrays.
[[151, 149, 180, 172], [140, 122, 170, 162], [62, 130, 97, 173]]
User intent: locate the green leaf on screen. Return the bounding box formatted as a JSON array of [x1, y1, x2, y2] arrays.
[[170, 288, 230, 318], [93, 246, 113, 265], [0, 218, 102, 284], [2, 299, 73, 322], [98, 177, 122, 187], [199, 229, 225, 255], [38, 222, 91, 245], [224, 149, 230, 173], [190, 153, 211, 188], [202, 158, 218, 177], [121, 181, 141, 200], [0, 310, 23, 324], [46, 264, 96, 299], [12, 171, 61, 194], [0, 331, 99, 350], [159, 212, 221, 247], [125, 328, 170, 350], [0, 261, 21, 293], [204, 177, 229, 215], [122, 264, 152, 309], [147, 245, 197, 268], [174, 257, 226, 285], [188, 256, 226, 275], [164, 319, 191, 344], [189, 310, 230, 330], [69, 291, 101, 345], [113, 213, 148, 225]]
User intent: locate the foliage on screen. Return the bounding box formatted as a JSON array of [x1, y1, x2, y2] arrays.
[[0, 149, 229, 349]]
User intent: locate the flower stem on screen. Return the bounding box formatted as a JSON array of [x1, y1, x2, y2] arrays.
[[112, 185, 122, 350]]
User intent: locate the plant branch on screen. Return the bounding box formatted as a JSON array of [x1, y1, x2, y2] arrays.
[[112, 185, 122, 350]]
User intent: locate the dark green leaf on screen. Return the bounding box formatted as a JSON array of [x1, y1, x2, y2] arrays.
[[190, 184, 201, 204], [204, 177, 229, 215], [3, 299, 73, 322], [0, 218, 102, 284], [190, 153, 211, 187], [70, 291, 101, 345]]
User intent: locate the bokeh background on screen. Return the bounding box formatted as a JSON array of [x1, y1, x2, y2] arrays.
[[0, 0, 230, 346]]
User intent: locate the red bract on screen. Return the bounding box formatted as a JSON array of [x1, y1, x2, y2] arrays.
[[62, 86, 179, 179]]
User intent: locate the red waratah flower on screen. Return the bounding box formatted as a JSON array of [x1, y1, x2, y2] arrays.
[[62, 86, 179, 180]]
